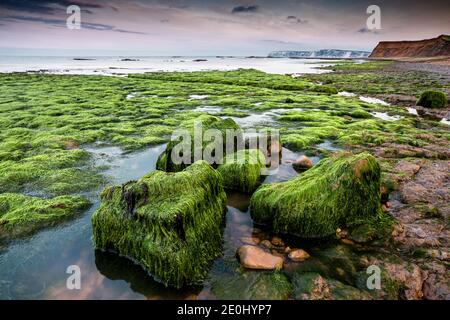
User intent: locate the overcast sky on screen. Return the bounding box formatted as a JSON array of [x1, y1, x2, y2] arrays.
[[0, 0, 449, 56]]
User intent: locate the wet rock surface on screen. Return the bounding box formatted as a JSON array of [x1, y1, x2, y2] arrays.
[[237, 245, 284, 270]]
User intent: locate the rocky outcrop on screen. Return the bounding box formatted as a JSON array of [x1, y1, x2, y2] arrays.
[[370, 35, 450, 60], [91, 160, 227, 288], [250, 152, 385, 238]]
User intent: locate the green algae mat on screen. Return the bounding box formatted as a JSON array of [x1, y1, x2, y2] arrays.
[[0, 63, 449, 294]]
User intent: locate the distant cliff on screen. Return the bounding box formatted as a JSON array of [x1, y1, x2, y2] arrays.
[[370, 35, 450, 59], [268, 49, 370, 59]]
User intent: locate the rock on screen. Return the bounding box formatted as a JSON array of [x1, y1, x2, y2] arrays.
[[284, 246, 293, 253], [211, 272, 292, 299], [293, 272, 372, 300], [271, 236, 285, 247], [292, 155, 313, 172], [416, 90, 447, 109], [422, 262, 450, 300], [260, 239, 273, 249], [395, 161, 421, 180], [156, 115, 240, 172], [237, 245, 283, 270], [251, 152, 383, 238], [92, 161, 227, 288], [240, 236, 260, 245], [288, 249, 310, 262], [357, 256, 425, 300], [217, 149, 266, 193]]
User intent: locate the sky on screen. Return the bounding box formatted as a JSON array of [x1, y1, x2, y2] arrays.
[[0, 0, 449, 56]]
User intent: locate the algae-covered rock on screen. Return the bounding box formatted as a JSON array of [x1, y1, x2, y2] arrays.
[[292, 272, 372, 300], [211, 271, 293, 300], [416, 90, 447, 109], [0, 193, 90, 242], [217, 149, 266, 193], [92, 160, 227, 288], [156, 115, 241, 172], [250, 152, 382, 237]]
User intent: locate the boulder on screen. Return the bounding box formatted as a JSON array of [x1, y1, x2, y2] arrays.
[[250, 152, 383, 237], [237, 245, 283, 270], [92, 161, 227, 288], [217, 149, 266, 193], [156, 115, 241, 172], [416, 90, 447, 109], [292, 155, 313, 172]]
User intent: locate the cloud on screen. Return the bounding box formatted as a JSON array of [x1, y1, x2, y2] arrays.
[[0, 0, 113, 15], [357, 27, 381, 35], [231, 5, 258, 14], [286, 15, 308, 24], [1, 15, 148, 34], [261, 39, 304, 46]]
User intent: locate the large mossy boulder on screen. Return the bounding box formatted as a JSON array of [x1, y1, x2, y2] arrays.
[[156, 115, 241, 172], [250, 152, 382, 238], [217, 149, 266, 193], [0, 193, 90, 242], [416, 90, 447, 109], [92, 161, 227, 288]]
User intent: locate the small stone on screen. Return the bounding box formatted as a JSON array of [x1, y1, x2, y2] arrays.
[[288, 249, 310, 262], [271, 236, 285, 247], [237, 245, 283, 270], [292, 155, 313, 172], [336, 228, 348, 239], [260, 240, 273, 249]]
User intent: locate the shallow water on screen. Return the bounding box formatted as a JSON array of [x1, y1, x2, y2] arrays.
[[370, 112, 402, 121], [0, 56, 332, 75], [0, 137, 343, 299], [359, 96, 390, 106]]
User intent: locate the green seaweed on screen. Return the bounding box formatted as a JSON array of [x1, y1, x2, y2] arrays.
[[0, 193, 91, 241], [416, 90, 447, 108], [156, 115, 241, 172], [250, 152, 383, 237], [91, 160, 227, 288], [217, 149, 266, 193]]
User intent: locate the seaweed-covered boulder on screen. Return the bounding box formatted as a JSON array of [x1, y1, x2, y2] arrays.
[[92, 160, 227, 288], [416, 90, 447, 109], [156, 115, 241, 172], [0, 193, 90, 242], [217, 149, 266, 193], [250, 152, 382, 238]]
